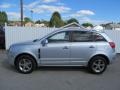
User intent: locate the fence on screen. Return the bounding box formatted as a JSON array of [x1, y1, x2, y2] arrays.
[[104, 30, 120, 53], [5, 26, 57, 50], [5, 26, 120, 53]]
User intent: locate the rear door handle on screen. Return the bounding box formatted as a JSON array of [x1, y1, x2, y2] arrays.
[[63, 46, 69, 49], [89, 45, 95, 48]]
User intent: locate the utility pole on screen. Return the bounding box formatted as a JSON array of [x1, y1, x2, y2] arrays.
[[20, 0, 23, 26]]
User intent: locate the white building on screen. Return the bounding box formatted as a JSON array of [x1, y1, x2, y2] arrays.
[[34, 23, 46, 27], [93, 25, 104, 31], [103, 24, 120, 30]]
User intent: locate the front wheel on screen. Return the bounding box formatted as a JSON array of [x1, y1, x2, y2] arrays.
[[88, 56, 107, 74], [15, 55, 36, 74]]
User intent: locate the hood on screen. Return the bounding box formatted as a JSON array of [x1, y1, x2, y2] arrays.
[[12, 40, 37, 47]]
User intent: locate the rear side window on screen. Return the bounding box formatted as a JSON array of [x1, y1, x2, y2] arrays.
[[72, 31, 93, 42], [93, 33, 107, 42]]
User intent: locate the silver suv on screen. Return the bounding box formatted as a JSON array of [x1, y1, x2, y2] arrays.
[[8, 28, 116, 74]]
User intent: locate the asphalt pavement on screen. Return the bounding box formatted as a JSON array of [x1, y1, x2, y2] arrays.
[[0, 50, 120, 90]]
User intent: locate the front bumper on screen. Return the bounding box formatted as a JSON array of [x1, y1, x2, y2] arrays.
[[7, 50, 15, 66]]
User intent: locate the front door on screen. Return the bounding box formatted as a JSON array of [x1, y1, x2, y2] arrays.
[[40, 31, 70, 65]]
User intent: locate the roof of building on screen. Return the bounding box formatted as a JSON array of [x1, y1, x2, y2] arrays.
[[105, 24, 120, 28], [60, 22, 85, 29]]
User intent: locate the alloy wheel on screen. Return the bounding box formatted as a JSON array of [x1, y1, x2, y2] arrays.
[[19, 58, 33, 73]]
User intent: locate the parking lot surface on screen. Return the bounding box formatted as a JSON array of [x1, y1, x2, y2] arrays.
[[0, 50, 120, 90]]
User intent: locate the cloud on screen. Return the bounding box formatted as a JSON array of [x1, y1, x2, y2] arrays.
[[0, 3, 12, 8], [7, 12, 26, 20], [7, 12, 20, 20], [24, 0, 59, 9], [63, 14, 108, 25], [78, 10, 95, 16], [67, 10, 106, 25], [78, 17, 108, 25], [24, 1, 40, 9], [27, 5, 71, 14], [24, 0, 68, 14], [56, 2, 65, 6], [42, 0, 58, 3], [7, 12, 20, 18], [71, 10, 95, 17]]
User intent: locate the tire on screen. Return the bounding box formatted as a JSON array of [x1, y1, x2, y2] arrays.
[[88, 56, 107, 74], [15, 55, 37, 74]]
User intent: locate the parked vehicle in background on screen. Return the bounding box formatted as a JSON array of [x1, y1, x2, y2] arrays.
[[0, 26, 5, 49], [7, 27, 116, 74]]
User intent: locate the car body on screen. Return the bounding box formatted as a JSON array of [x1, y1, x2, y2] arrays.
[[7, 27, 116, 74]]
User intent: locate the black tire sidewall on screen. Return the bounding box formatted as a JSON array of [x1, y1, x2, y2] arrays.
[[15, 55, 36, 74]]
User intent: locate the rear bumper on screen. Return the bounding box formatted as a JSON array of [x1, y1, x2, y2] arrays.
[[109, 52, 116, 64]]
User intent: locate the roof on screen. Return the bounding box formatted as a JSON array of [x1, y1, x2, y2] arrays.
[[60, 22, 85, 29]]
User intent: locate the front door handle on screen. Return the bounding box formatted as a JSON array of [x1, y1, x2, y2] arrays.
[[63, 46, 69, 49]]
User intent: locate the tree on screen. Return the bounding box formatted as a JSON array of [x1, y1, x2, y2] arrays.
[[35, 20, 41, 24], [82, 23, 93, 28], [24, 17, 32, 24], [41, 20, 49, 27], [49, 11, 64, 27], [67, 18, 79, 24], [0, 11, 8, 25], [35, 20, 49, 27]]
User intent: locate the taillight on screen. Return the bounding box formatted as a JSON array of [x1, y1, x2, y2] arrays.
[[109, 42, 115, 48]]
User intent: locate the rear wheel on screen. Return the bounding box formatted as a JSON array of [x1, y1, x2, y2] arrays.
[[88, 56, 107, 74], [15, 55, 36, 74]]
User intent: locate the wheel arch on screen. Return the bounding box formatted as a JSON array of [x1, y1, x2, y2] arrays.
[[14, 53, 38, 67], [88, 54, 110, 65]]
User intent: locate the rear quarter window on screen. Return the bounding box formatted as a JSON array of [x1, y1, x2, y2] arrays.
[[93, 33, 107, 42]]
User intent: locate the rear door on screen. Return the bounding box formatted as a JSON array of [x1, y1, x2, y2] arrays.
[[70, 31, 97, 65]]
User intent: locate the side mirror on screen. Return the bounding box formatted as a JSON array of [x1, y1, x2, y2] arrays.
[[41, 39, 48, 46]]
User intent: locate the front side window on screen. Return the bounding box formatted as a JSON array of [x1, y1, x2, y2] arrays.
[[47, 31, 69, 43], [72, 31, 93, 42]]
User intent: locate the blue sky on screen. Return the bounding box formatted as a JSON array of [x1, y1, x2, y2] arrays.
[[0, 0, 120, 24]]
